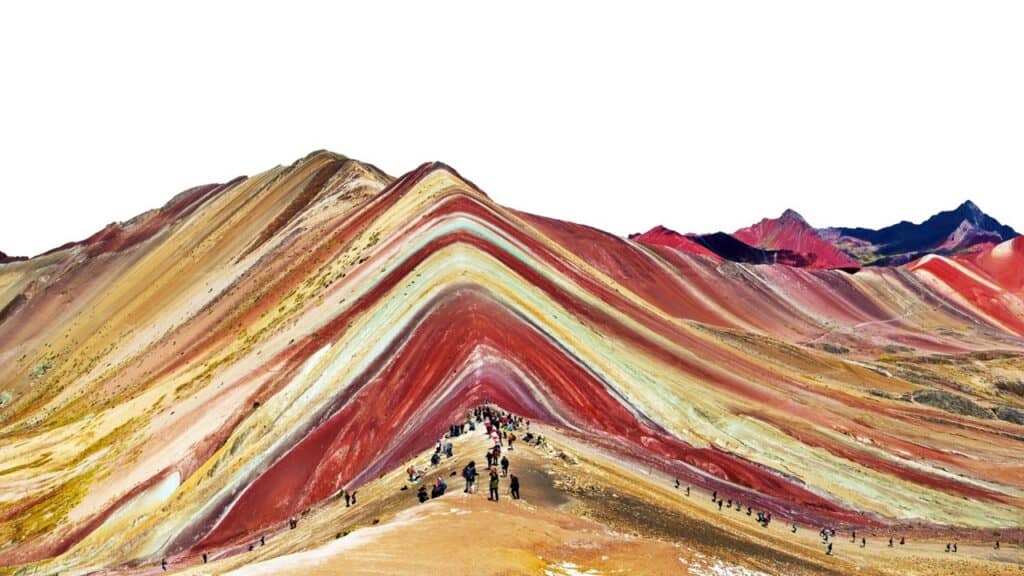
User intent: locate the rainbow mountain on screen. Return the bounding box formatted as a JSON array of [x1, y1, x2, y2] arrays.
[[0, 151, 1022, 575]]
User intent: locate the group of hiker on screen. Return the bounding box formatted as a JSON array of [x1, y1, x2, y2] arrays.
[[706, 489, 774, 529], [819, 526, 904, 555], [685, 481, 1004, 558], [407, 404, 526, 505], [417, 476, 448, 502]]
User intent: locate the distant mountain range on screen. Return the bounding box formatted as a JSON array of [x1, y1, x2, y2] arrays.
[[633, 200, 1018, 271]]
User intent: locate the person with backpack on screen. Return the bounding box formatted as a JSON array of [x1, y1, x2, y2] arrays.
[[463, 461, 477, 493]]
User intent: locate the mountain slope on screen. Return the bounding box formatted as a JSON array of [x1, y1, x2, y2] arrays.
[[1, 153, 1022, 575]]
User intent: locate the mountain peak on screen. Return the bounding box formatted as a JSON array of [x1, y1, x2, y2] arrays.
[[954, 199, 986, 223], [779, 208, 807, 223], [957, 199, 980, 211], [733, 210, 861, 270], [832, 199, 1018, 265]]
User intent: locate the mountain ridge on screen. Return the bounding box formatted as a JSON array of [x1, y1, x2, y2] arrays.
[[635, 200, 1018, 270]]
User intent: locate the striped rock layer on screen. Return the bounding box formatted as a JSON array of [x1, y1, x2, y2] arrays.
[[0, 152, 1021, 573]]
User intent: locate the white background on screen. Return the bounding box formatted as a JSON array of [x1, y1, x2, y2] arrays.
[[1, 1, 1022, 257]]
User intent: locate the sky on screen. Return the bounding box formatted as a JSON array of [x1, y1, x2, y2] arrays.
[[1, 1, 1022, 257]]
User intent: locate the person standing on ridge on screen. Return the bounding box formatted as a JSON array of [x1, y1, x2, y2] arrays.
[[500, 455, 510, 477], [510, 474, 520, 499]]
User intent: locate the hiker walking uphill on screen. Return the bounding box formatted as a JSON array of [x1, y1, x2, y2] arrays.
[[488, 468, 500, 501]]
